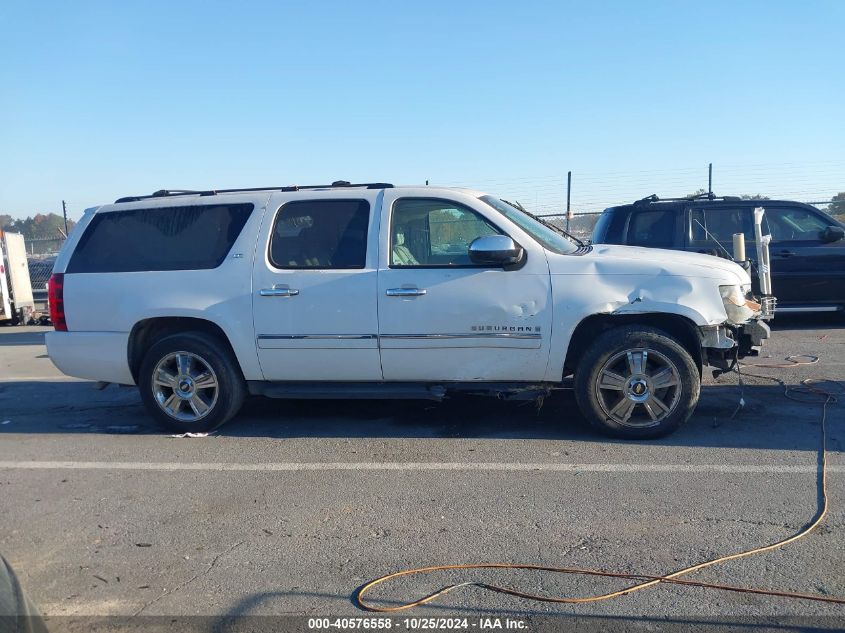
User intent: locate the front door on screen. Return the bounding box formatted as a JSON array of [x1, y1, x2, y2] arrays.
[[252, 194, 383, 381], [764, 206, 845, 306], [376, 193, 553, 382]]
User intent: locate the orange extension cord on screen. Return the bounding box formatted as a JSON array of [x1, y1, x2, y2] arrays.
[[356, 371, 844, 611]]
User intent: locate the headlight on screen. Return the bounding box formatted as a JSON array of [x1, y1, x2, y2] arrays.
[[719, 284, 761, 324]]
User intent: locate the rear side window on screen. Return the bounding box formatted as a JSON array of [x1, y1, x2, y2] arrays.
[[626, 209, 676, 248], [269, 199, 370, 269], [67, 204, 254, 273], [689, 207, 755, 243]]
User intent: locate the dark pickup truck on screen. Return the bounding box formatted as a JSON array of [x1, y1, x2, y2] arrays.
[[591, 195, 845, 313]]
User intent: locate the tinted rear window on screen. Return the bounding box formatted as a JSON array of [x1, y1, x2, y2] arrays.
[[593, 208, 629, 244], [67, 204, 254, 273], [269, 199, 370, 269], [689, 207, 754, 243]]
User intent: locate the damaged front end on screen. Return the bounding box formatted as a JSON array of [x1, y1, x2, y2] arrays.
[[700, 316, 771, 372]]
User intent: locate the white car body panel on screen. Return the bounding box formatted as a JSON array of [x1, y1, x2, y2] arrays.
[[45, 185, 757, 388]]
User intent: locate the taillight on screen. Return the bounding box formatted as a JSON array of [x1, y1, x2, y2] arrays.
[[48, 273, 67, 331]]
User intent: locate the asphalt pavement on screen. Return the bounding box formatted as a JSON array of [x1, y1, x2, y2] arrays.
[[1, 319, 844, 631]]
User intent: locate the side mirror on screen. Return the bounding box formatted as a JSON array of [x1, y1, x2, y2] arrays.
[[469, 235, 524, 266], [821, 226, 845, 243]]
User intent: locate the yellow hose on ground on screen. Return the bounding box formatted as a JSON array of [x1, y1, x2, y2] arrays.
[[356, 375, 844, 611]]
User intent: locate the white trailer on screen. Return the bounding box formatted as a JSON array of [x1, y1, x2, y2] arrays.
[[0, 231, 35, 324]]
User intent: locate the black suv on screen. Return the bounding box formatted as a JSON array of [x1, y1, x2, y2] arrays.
[[591, 195, 845, 312]]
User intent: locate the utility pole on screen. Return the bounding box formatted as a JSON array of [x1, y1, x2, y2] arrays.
[[708, 163, 713, 198], [62, 200, 69, 235], [565, 171, 572, 232]]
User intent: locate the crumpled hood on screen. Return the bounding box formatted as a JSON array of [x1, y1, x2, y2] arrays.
[[569, 244, 750, 285]]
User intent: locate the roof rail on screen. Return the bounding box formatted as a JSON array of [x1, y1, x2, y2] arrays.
[[633, 192, 741, 206], [114, 181, 394, 203]]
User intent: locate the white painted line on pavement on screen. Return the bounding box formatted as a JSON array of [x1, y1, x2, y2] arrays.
[[0, 461, 840, 473], [0, 376, 87, 382]]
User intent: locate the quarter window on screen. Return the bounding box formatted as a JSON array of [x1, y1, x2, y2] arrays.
[[67, 203, 254, 273], [269, 199, 369, 269], [391, 199, 500, 267]]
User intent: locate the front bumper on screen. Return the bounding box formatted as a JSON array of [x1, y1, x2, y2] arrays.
[[699, 318, 771, 370]]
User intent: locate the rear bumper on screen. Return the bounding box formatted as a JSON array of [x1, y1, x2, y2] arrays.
[[45, 331, 135, 385]]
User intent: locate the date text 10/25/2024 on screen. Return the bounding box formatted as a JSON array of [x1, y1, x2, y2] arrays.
[[307, 617, 529, 630]]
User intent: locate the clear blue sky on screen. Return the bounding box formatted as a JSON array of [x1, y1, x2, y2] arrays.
[[2, 1, 843, 219]]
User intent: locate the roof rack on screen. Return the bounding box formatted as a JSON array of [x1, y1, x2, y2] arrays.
[[633, 192, 741, 206], [114, 181, 394, 203]]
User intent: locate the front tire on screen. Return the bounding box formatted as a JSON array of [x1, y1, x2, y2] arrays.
[[574, 326, 700, 439], [139, 332, 246, 433]]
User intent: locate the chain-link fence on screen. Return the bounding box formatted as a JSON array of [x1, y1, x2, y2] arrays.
[[25, 238, 65, 309], [536, 212, 603, 242]]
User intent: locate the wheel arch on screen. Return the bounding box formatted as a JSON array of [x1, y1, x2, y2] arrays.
[[563, 312, 702, 378], [127, 316, 243, 384]]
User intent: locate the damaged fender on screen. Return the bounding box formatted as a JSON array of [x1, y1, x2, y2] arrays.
[[543, 245, 754, 380]]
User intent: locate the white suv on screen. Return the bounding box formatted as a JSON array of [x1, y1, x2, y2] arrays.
[[46, 182, 772, 439]]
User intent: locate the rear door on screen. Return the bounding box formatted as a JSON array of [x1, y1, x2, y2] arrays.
[[252, 192, 383, 381], [376, 190, 553, 382]]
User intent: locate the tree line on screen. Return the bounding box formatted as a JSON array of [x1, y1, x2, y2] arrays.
[[0, 213, 76, 241]]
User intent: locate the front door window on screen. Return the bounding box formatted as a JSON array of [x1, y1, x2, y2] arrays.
[[390, 199, 499, 267]]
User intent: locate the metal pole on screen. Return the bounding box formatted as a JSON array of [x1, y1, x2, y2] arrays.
[[708, 163, 713, 198], [565, 171, 572, 232], [62, 200, 69, 235]]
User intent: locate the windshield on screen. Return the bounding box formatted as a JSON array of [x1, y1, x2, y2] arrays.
[[479, 195, 579, 255]]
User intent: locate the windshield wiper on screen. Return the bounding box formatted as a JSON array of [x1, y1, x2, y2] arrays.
[[501, 199, 586, 248]]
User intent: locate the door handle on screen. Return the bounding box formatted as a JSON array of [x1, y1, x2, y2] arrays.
[[385, 287, 427, 297], [776, 250, 795, 258], [260, 285, 300, 297]]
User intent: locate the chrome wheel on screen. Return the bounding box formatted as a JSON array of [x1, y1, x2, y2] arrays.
[[594, 347, 681, 428], [151, 351, 219, 422]]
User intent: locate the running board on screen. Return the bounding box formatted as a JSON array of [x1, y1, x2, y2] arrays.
[[247, 381, 553, 401], [775, 306, 840, 313], [248, 381, 447, 401]]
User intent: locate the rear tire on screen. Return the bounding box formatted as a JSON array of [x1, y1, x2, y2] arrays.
[[138, 331, 246, 433], [574, 326, 699, 439]]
